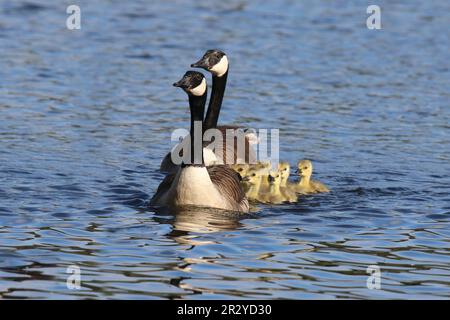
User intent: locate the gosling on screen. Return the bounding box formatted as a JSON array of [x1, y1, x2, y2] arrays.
[[256, 167, 271, 194], [278, 162, 298, 202], [293, 160, 329, 194], [241, 168, 263, 202], [231, 163, 249, 178], [259, 170, 295, 204], [252, 160, 272, 171]]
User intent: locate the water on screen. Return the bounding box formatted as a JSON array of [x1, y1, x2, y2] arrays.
[[0, 0, 449, 299]]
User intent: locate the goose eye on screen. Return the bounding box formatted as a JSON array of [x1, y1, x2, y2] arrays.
[[252, 173, 256, 177], [304, 167, 307, 170], [238, 168, 243, 171]]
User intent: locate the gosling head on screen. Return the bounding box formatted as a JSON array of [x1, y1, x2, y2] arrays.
[[277, 161, 290, 182], [231, 163, 249, 177], [253, 160, 272, 171], [191, 49, 229, 77], [297, 160, 313, 179], [268, 170, 282, 186], [173, 71, 207, 96], [241, 168, 261, 186]]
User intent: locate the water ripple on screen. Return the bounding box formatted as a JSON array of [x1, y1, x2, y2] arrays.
[[0, 0, 449, 299]]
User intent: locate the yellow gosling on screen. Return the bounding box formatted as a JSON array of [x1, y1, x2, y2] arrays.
[[257, 168, 271, 194], [278, 162, 297, 202], [278, 161, 293, 188], [241, 168, 262, 202], [231, 163, 249, 178], [260, 160, 272, 170], [259, 170, 287, 204], [293, 160, 329, 194], [250, 160, 272, 171]]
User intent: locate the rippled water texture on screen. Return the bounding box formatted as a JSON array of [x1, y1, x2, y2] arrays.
[[0, 0, 449, 299]]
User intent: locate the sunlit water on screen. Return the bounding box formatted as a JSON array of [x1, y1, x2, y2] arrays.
[[0, 0, 449, 299]]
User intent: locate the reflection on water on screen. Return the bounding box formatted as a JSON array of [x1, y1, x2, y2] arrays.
[[1, 0, 450, 299], [153, 206, 245, 240]]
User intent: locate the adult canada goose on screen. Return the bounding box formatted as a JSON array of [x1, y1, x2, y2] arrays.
[[191, 49, 256, 164], [150, 71, 249, 213], [159, 135, 219, 172], [160, 49, 255, 172], [293, 160, 329, 194]]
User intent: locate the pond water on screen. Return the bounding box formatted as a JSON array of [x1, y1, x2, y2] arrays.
[[0, 0, 449, 299]]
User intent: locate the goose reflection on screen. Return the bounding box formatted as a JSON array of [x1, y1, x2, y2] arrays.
[[151, 205, 254, 246]]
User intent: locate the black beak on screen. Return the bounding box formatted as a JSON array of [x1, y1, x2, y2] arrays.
[[268, 175, 274, 182], [191, 58, 209, 69], [242, 176, 250, 182], [173, 78, 189, 89]]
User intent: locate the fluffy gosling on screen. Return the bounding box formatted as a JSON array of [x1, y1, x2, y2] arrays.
[[293, 160, 329, 194], [231, 163, 250, 178], [277, 162, 297, 202], [241, 168, 263, 202]]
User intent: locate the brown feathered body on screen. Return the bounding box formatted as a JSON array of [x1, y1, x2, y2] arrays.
[[150, 165, 249, 213], [160, 125, 257, 173]]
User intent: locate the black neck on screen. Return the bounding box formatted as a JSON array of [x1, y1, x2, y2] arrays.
[[188, 90, 207, 165], [204, 70, 228, 131]]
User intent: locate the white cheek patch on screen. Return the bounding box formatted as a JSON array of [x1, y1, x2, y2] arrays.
[[210, 55, 228, 77], [189, 78, 207, 96]]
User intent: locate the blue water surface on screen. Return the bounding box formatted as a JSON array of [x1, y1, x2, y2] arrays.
[[0, 0, 449, 299]]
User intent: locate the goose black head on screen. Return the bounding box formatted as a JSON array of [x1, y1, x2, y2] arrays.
[[191, 49, 229, 77], [173, 71, 207, 96]]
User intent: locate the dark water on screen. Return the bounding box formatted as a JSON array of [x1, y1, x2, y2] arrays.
[[1, 0, 449, 299]]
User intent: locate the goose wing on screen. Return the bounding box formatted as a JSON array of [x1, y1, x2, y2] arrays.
[[149, 171, 176, 205], [207, 165, 249, 213], [208, 126, 257, 164], [161, 125, 257, 172], [160, 152, 178, 173]]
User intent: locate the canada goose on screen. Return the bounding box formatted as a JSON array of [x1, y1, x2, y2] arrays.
[[160, 145, 219, 172], [191, 49, 256, 165], [232, 161, 269, 181], [231, 163, 249, 178], [278, 161, 290, 186], [250, 160, 272, 171], [278, 162, 298, 202], [241, 168, 263, 202], [160, 49, 255, 172], [257, 167, 271, 194], [259, 170, 286, 204], [293, 160, 329, 194], [150, 71, 249, 213]]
